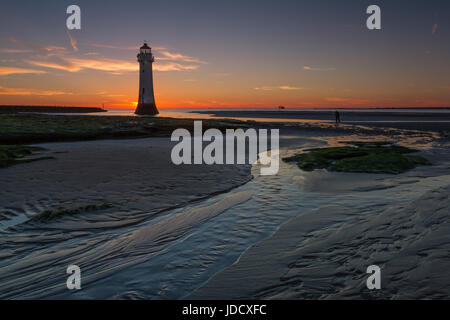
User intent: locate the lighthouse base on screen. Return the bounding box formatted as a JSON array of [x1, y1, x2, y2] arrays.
[[135, 103, 159, 115]]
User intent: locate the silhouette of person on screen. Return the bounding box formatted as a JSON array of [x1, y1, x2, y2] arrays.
[[335, 110, 341, 123]]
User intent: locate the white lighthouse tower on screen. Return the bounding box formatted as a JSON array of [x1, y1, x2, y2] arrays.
[[135, 42, 158, 115]]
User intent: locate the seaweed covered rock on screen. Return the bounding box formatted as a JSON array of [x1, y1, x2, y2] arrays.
[[283, 142, 431, 174]]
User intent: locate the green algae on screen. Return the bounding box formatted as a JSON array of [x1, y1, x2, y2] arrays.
[[0, 145, 54, 168], [283, 142, 431, 174]]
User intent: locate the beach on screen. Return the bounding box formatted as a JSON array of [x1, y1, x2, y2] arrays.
[[0, 137, 252, 230], [0, 110, 449, 299], [189, 173, 450, 299], [194, 109, 450, 133]]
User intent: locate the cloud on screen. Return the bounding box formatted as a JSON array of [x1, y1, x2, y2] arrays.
[[0, 49, 34, 53], [4, 38, 203, 74], [0, 85, 71, 96], [303, 66, 336, 71], [279, 86, 303, 91], [157, 51, 207, 64], [42, 46, 67, 52], [154, 62, 199, 71], [67, 58, 136, 72], [28, 57, 199, 73], [0, 47, 66, 54], [254, 85, 303, 91], [0, 67, 47, 76], [432, 23, 438, 35], [28, 58, 136, 73], [6, 38, 67, 54], [66, 31, 78, 52], [27, 60, 83, 72], [83, 43, 204, 65]]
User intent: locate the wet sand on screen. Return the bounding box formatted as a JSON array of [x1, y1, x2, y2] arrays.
[[0, 137, 251, 230], [188, 136, 450, 300], [1, 115, 450, 299], [0, 137, 256, 299], [189, 185, 450, 299], [194, 110, 450, 132]]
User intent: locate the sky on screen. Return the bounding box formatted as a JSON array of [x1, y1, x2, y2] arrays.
[[0, 0, 449, 109]]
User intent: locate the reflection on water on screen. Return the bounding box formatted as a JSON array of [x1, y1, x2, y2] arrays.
[[39, 108, 450, 125], [39, 108, 212, 119], [0, 134, 448, 299]]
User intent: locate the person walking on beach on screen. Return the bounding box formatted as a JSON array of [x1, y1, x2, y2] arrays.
[[335, 110, 341, 123]]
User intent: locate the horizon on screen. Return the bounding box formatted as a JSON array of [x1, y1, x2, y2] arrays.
[[2, 105, 450, 110], [1, 0, 449, 109]]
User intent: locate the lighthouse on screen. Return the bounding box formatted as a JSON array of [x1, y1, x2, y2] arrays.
[[135, 42, 159, 115]]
